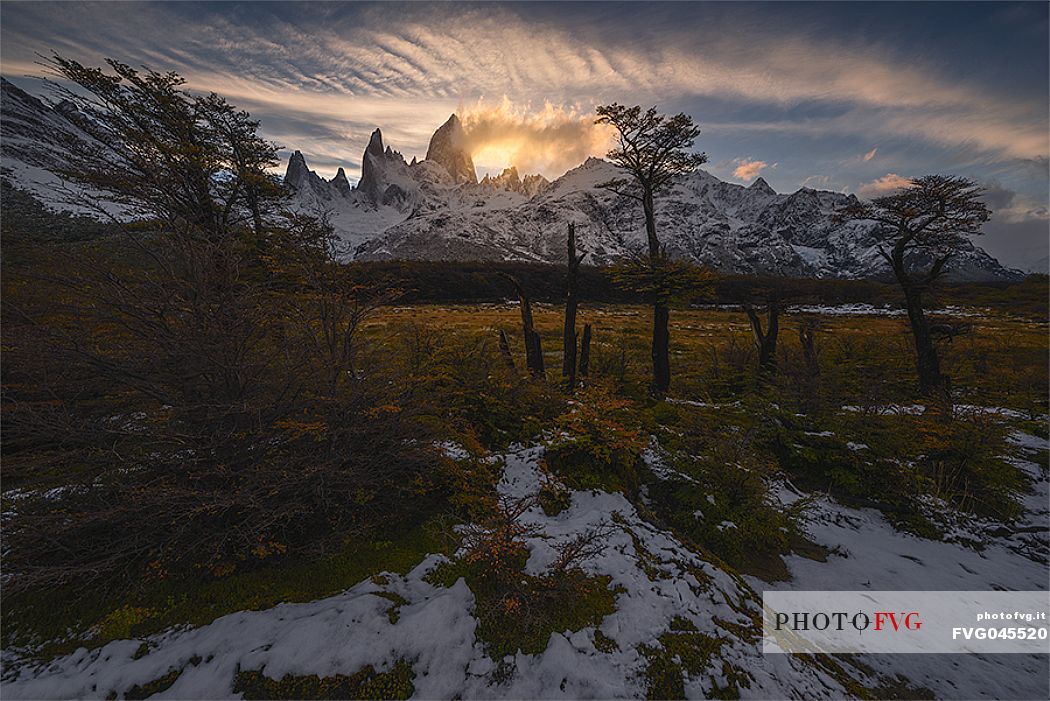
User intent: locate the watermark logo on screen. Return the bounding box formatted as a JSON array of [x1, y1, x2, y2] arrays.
[[763, 591, 1049, 654]]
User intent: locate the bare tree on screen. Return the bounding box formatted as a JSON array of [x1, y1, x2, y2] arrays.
[[841, 176, 990, 396], [578, 324, 593, 378], [562, 223, 585, 390], [500, 273, 545, 377], [595, 104, 707, 397], [745, 301, 780, 378]]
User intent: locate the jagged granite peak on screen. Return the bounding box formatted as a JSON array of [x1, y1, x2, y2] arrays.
[[356, 128, 416, 208], [366, 128, 384, 156], [480, 166, 551, 198], [749, 177, 775, 195], [481, 166, 522, 191], [425, 113, 477, 185], [284, 150, 310, 190], [357, 129, 387, 198], [331, 167, 352, 196], [521, 173, 550, 198]]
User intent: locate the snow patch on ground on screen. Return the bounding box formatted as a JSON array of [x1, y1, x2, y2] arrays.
[[4, 438, 1046, 699], [756, 430, 1050, 700], [3, 446, 846, 700]]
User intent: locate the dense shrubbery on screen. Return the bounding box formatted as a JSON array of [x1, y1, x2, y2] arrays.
[[427, 496, 619, 660], [544, 384, 646, 495]]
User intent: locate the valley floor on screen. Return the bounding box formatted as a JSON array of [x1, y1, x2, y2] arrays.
[[2, 302, 1047, 700]]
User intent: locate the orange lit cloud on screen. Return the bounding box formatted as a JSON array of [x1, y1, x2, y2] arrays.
[[863, 147, 878, 161], [459, 98, 615, 177], [732, 158, 769, 182], [859, 173, 913, 197]]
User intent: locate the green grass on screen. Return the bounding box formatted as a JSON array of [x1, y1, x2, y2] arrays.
[[638, 622, 728, 700], [427, 557, 621, 660], [234, 659, 415, 700], [4, 515, 457, 662]]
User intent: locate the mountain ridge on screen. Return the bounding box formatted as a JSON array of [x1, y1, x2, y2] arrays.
[[0, 78, 1021, 282]]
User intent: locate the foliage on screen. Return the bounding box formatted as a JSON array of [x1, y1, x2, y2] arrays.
[[393, 324, 564, 449], [917, 408, 1025, 520], [840, 175, 992, 394], [638, 623, 730, 700], [234, 659, 415, 700], [3, 516, 456, 660], [538, 475, 573, 517], [1, 57, 447, 598], [544, 384, 646, 495], [607, 256, 712, 303], [39, 54, 283, 235], [427, 497, 619, 660], [842, 176, 991, 276], [644, 402, 814, 580], [595, 103, 708, 197]]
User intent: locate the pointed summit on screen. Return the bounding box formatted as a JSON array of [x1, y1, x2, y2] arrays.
[[359, 129, 388, 199], [365, 128, 384, 157], [331, 167, 352, 196], [425, 114, 477, 184], [749, 177, 775, 195], [284, 150, 309, 190]]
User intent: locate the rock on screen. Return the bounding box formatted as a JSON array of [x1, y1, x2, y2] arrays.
[[425, 114, 477, 185]]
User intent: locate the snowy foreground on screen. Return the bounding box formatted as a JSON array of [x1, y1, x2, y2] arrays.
[[3, 434, 1048, 700]]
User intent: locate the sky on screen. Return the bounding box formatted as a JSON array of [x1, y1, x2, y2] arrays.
[[1, 1, 1047, 267]]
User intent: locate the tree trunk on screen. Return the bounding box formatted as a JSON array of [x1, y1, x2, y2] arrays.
[[579, 324, 592, 378], [902, 284, 944, 396], [498, 329, 515, 369], [799, 320, 819, 377], [643, 187, 671, 397], [642, 188, 659, 259], [651, 300, 671, 397], [563, 223, 584, 390], [745, 303, 779, 377], [887, 239, 948, 398], [501, 274, 545, 378]]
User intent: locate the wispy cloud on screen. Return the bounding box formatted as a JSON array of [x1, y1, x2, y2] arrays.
[[863, 147, 878, 162], [3, 2, 1046, 172], [801, 175, 832, 188]]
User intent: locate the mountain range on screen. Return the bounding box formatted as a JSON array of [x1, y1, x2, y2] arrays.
[[0, 78, 1020, 281]]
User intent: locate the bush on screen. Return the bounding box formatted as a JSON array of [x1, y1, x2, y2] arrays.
[[427, 496, 619, 660], [234, 660, 415, 700], [644, 403, 811, 580], [917, 408, 1025, 520], [544, 384, 646, 495], [395, 324, 564, 450]]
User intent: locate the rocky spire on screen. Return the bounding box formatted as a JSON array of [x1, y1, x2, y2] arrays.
[[358, 128, 386, 199], [425, 114, 477, 184], [331, 167, 352, 196], [284, 150, 309, 191]]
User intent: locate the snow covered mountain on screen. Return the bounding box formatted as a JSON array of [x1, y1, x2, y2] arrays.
[[0, 77, 1020, 281], [284, 114, 1016, 281], [0, 77, 112, 216]]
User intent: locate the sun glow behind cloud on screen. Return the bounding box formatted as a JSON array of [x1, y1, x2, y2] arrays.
[[459, 97, 615, 177]]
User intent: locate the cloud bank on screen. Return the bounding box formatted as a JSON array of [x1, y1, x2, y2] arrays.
[[459, 98, 614, 176]]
